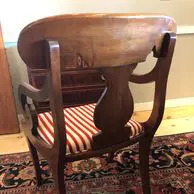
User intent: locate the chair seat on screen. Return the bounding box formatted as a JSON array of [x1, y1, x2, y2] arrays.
[[37, 104, 144, 155]]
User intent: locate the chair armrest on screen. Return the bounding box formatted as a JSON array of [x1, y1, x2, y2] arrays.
[[129, 70, 156, 84], [18, 77, 49, 110], [18, 79, 49, 103], [145, 33, 176, 136], [129, 57, 164, 84], [18, 80, 49, 135], [138, 33, 176, 136]]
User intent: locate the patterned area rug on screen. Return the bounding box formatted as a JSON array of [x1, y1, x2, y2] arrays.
[[0, 132, 193, 194]]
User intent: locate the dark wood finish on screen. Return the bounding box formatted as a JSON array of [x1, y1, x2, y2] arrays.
[[139, 137, 152, 194], [17, 14, 176, 194], [0, 23, 19, 134], [27, 138, 41, 186], [93, 65, 135, 149], [18, 14, 176, 70]]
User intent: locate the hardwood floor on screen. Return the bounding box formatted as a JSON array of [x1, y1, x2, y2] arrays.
[[132, 105, 194, 136], [0, 105, 193, 155]]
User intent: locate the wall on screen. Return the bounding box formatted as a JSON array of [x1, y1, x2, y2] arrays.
[[0, 0, 57, 41], [1, 0, 194, 41], [56, 0, 194, 25], [1, 0, 194, 113]]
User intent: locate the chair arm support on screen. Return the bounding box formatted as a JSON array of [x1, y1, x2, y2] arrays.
[[45, 40, 66, 151], [129, 71, 156, 84], [142, 81, 167, 136], [18, 79, 49, 104], [18, 81, 53, 153], [142, 33, 176, 136], [129, 55, 161, 84]]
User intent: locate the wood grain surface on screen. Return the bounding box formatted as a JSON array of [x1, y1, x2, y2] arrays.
[[18, 14, 176, 70]]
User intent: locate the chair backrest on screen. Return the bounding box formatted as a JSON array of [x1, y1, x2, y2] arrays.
[[18, 14, 176, 70], [18, 14, 176, 112], [18, 14, 176, 148]]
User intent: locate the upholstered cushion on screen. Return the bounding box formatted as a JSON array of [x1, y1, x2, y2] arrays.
[[37, 104, 144, 155]]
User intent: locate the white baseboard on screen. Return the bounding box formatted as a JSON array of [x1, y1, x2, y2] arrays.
[[134, 97, 194, 112], [177, 26, 194, 35]]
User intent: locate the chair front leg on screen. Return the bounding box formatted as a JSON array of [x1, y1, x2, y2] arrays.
[[139, 136, 153, 194]]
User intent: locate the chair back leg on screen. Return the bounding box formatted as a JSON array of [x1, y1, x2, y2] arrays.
[[139, 137, 153, 194], [49, 157, 66, 194], [27, 138, 42, 186]]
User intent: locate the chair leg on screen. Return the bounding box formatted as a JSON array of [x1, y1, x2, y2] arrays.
[[27, 138, 42, 186], [139, 137, 152, 194], [50, 158, 66, 194], [107, 152, 114, 162]]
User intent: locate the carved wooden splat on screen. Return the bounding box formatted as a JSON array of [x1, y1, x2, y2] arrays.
[[92, 65, 135, 149]]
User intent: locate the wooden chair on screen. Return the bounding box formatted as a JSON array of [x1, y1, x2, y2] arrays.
[[18, 14, 176, 194]]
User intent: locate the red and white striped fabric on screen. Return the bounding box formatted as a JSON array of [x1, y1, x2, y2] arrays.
[[37, 103, 144, 155]]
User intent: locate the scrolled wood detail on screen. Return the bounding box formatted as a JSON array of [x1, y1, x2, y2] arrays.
[[92, 65, 135, 149], [76, 53, 89, 68]]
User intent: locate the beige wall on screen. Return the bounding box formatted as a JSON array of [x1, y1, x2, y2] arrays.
[[1, 0, 194, 41], [1, 0, 194, 113], [56, 0, 194, 25], [131, 34, 194, 103]]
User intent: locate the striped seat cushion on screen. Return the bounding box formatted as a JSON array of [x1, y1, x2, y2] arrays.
[[37, 104, 144, 155]]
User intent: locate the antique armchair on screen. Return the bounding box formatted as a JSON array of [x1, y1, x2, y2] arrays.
[[18, 14, 176, 194]]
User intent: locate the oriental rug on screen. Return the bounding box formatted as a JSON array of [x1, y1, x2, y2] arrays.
[[0, 132, 193, 193]]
